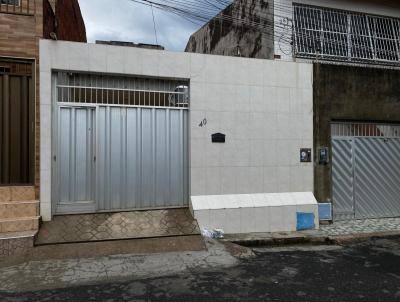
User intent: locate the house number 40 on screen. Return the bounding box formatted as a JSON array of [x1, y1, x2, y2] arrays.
[[199, 118, 207, 127]]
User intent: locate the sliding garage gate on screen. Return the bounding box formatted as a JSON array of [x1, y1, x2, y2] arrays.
[[332, 122, 400, 220], [53, 72, 189, 214]]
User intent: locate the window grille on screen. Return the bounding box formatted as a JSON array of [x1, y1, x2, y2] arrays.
[[331, 122, 400, 138], [293, 3, 400, 66], [1, 0, 19, 5], [0, 62, 31, 76], [55, 72, 190, 109], [0, 0, 32, 15]]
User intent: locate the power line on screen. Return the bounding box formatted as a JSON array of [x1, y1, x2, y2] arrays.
[[150, 4, 158, 45], [127, 0, 396, 57]]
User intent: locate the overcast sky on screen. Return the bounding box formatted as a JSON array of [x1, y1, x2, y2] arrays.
[[78, 0, 204, 51]]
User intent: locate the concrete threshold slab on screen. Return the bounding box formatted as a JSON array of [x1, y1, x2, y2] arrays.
[[36, 209, 200, 245]]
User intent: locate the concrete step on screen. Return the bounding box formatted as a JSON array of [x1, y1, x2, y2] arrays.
[[0, 201, 39, 219], [0, 186, 35, 202], [0, 216, 40, 233], [0, 230, 36, 257]]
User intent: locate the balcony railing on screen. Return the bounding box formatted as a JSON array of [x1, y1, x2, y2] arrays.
[[0, 0, 34, 16]]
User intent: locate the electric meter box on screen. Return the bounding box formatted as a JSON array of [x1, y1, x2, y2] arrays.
[[318, 147, 329, 165], [300, 148, 312, 163]]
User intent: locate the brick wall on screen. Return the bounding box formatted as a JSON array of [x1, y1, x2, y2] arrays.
[[55, 0, 86, 42], [43, 0, 55, 39], [1, 0, 86, 200]]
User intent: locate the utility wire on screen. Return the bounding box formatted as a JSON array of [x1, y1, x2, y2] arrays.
[[127, 0, 395, 57], [150, 4, 159, 45]]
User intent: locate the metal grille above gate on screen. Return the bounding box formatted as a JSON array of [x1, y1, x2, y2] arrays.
[[56, 72, 189, 108], [332, 122, 400, 220], [53, 72, 189, 214]]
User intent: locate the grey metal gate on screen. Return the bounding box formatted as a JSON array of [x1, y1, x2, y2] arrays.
[[332, 138, 355, 220], [54, 72, 189, 214], [354, 138, 400, 219], [96, 106, 188, 211], [56, 106, 96, 213], [332, 123, 400, 220]]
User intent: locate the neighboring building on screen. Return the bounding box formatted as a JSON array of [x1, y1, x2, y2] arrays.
[[186, 0, 400, 221], [185, 0, 274, 59], [276, 0, 400, 64], [0, 0, 86, 251], [278, 0, 400, 221], [186, 0, 400, 66]]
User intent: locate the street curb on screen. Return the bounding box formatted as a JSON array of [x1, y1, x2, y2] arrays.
[[328, 231, 400, 244], [225, 236, 333, 248], [223, 231, 400, 248]]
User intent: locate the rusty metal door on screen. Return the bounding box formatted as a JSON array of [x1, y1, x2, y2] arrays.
[[0, 61, 35, 185]]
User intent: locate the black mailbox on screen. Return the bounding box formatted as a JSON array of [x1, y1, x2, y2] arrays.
[[212, 133, 226, 143]]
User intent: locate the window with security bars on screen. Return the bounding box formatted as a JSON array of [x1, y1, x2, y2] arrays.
[[55, 72, 190, 108], [293, 3, 400, 65], [0, 0, 33, 15], [1, 0, 19, 5]]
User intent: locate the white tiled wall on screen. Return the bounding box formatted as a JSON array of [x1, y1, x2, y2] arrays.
[[191, 193, 319, 234], [190, 58, 314, 196], [39, 40, 313, 220]]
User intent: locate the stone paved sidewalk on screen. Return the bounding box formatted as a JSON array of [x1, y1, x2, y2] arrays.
[[36, 209, 200, 245], [320, 217, 400, 237], [224, 217, 400, 246]]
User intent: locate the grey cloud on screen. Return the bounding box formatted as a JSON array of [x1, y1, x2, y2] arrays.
[[79, 0, 203, 51]]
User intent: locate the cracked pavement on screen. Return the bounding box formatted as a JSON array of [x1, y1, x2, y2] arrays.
[[2, 237, 400, 301], [0, 238, 240, 293]]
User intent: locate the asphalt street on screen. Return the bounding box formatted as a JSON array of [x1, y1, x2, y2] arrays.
[[2, 237, 400, 301]]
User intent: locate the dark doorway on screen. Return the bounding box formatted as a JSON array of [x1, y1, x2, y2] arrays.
[[0, 58, 35, 185]]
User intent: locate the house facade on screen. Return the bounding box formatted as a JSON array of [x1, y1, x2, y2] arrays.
[[39, 40, 315, 228], [186, 0, 400, 221], [0, 0, 86, 250]]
